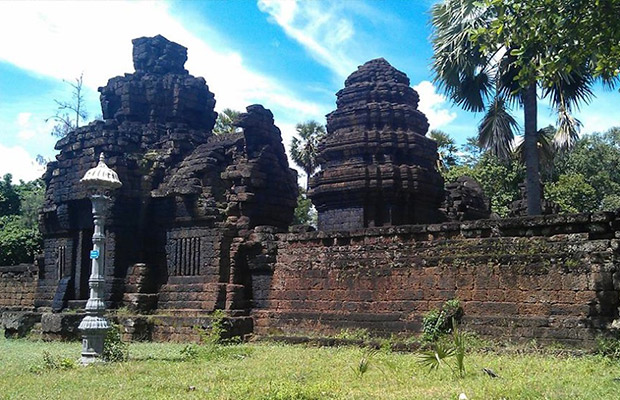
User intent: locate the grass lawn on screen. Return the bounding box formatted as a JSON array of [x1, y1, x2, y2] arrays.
[[2, 331, 620, 399]]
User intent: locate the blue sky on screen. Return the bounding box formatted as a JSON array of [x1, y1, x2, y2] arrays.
[[0, 0, 618, 182]]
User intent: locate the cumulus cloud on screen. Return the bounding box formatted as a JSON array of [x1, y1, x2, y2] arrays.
[[0, 144, 45, 182], [15, 112, 53, 141], [413, 81, 457, 130], [0, 0, 322, 118]]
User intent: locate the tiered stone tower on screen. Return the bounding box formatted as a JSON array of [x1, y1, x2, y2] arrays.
[[38, 35, 298, 322], [309, 58, 445, 231]]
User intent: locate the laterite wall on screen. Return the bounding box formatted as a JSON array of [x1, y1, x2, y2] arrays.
[[252, 213, 620, 344], [0, 265, 37, 311]]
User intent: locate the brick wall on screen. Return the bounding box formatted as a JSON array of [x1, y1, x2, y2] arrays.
[[253, 212, 620, 344], [0, 265, 37, 311]]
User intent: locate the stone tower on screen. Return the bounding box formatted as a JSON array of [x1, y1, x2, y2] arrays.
[[37, 35, 298, 319], [308, 58, 445, 231]]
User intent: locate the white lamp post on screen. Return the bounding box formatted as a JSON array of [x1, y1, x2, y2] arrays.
[[78, 153, 122, 365]]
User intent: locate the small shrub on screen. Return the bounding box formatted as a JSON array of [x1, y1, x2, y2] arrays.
[[352, 348, 379, 378], [422, 299, 463, 342], [180, 310, 251, 362], [197, 309, 231, 345], [418, 318, 467, 378], [180, 344, 200, 360], [102, 324, 129, 362], [29, 351, 77, 374], [596, 336, 620, 359]]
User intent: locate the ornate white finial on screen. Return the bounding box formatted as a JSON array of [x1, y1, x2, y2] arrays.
[[80, 153, 122, 190]]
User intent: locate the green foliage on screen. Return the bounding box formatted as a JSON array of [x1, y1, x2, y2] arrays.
[[551, 128, 620, 212], [180, 309, 251, 362], [15, 178, 44, 230], [545, 174, 597, 213], [28, 351, 77, 374], [431, 0, 617, 214], [596, 336, 620, 359], [419, 318, 467, 378], [444, 154, 523, 216], [198, 309, 229, 345], [293, 187, 317, 226], [0, 174, 21, 216], [335, 328, 370, 341], [180, 343, 200, 360], [351, 348, 378, 379], [0, 175, 44, 265], [0, 215, 41, 265], [213, 108, 241, 135], [102, 324, 129, 362], [473, 0, 620, 88], [290, 121, 326, 189], [422, 299, 463, 343], [430, 129, 459, 170]]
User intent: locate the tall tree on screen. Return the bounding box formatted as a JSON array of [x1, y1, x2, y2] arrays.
[[0, 174, 20, 216], [213, 108, 241, 135], [550, 127, 620, 212], [430, 129, 459, 170], [46, 73, 88, 138], [290, 121, 326, 189], [431, 0, 617, 215]]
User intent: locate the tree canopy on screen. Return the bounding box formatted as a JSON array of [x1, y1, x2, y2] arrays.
[[0, 175, 44, 265], [431, 0, 619, 215], [290, 121, 326, 189], [213, 108, 241, 135]]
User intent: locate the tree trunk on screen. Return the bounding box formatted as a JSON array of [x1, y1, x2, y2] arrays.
[[523, 83, 542, 215]]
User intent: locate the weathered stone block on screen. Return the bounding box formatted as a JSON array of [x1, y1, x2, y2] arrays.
[[1, 311, 41, 338], [41, 313, 83, 341]]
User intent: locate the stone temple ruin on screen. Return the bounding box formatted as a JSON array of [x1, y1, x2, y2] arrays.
[[309, 58, 445, 231], [1, 35, 620, 345]]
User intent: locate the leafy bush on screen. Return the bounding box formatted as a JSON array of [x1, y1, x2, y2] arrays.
[[418, 318, 467, 378], [0, 215, 41, 265], [422, 299, 463, 342], [596, 336, 620, 359], [29, 351, 76, 374], [180, 344, 200, 360], [102, 324, 128, 362], [196, 309, 231, 345], [180, 310, 251, 362]]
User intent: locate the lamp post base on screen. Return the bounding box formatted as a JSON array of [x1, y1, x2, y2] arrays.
[[80, 330, 107, 365], [79, 315, 110, 365]]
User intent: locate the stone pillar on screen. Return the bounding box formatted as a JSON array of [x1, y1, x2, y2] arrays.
[[78, 154, 122, 365]]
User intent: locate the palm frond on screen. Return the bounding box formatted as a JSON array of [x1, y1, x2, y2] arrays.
[[478, 97, 519, 160], [431, 0, 500, 113], [418, 342, 454, 373], [544, 69, 594, 113], [514, 125, 555, 169], [554, 106, 582, 151]]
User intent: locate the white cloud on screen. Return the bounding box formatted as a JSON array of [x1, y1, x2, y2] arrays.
[[257, 0, 357, 78], [0, 144, 45, 182], [413, 81, 457, 130], [0, 0, 322, 119], [15, 112, 53, 141]]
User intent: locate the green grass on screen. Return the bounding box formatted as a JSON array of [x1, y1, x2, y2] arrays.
[[2, 332, 620, 399]]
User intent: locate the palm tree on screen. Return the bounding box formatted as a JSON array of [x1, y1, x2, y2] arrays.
[[213, 108, 241, 135], [430, 129, 459, 170], [431, 0, 595, 215], [290, 121, 326, 189]]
